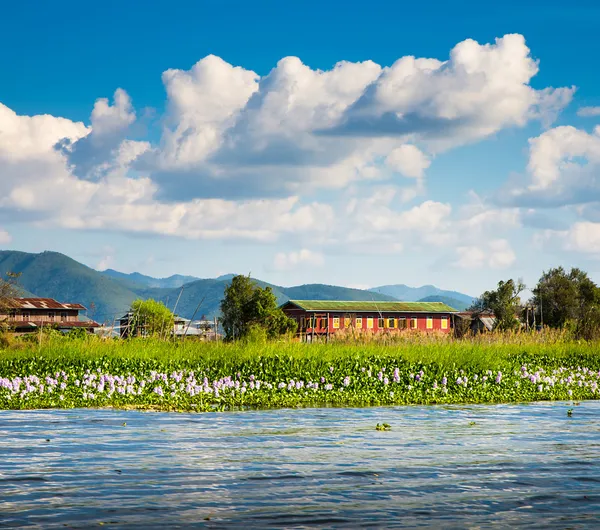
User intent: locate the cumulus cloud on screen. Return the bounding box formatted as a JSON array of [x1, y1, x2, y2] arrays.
[[385, 144, 430, 178], [577, 106, 600, 118], [57, 89, 142, 180], [272, 249, 325, 271], [319, 35, 573, 147], [0, 33, 575, 259], [499, 125, 600, 208], [455, 239, 516, 269], [145, 33, 572, 200]]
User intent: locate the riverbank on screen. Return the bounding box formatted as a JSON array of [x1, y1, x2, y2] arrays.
[[1, 337, 599, 411]]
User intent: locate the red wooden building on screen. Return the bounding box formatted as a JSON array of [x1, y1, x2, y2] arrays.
[[0, 298, 99, 334], [281, 300, 458, 340]]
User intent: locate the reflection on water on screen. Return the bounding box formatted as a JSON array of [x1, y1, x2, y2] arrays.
[[1, 402, 599, 528]]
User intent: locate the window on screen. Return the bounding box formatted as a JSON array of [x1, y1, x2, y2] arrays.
[[60, 312, 68, 322], [398, 318, 406, 329], [355, 317, 363, 328], [367, 317, 374, 329], [8, 309, 16, 319], [388, 318, 396, 329], [410, 318, 418, 329], [23, 312, 31, 320], [426, 317, 433, 330], [332, 317, 340, 329], [378, 318, 385, 328], [344, 316, 351, 328], [441, 317, 448, 330], [48, 312, 55, 321]]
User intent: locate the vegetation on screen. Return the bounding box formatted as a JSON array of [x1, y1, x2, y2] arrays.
[[220, 275, 297, 341], [471, 279, 525, 331], [470, 269, 600, 339], [0, 332, 599, 412], [128, 299, 175, 338]]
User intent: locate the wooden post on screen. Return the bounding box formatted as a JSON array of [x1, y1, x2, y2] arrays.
[[326, 312, 330, 343]]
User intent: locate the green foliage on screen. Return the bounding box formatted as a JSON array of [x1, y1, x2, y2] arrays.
[[533, 267, 600, 339], [473, 279, 525, 331], [220, 275, 297, 341], [129, 299, 175, 338], [1, 337, 599, 412]]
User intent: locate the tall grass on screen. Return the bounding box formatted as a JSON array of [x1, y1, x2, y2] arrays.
[[1, 332, 599, 411]]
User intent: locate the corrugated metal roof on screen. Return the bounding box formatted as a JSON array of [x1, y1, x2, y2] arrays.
[[284, 300, 458, 312], [7, 298, 86, 310]]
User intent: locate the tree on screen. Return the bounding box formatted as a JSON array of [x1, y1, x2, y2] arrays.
[[471, 279, 525, 331], [533, 267, 600, 327], [532, 267, 600, 338], [220, 275, 297, 341], [129, 299, 175, 338]]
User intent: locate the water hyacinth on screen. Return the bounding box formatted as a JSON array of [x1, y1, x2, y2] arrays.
[[1, 340, 600, 411]]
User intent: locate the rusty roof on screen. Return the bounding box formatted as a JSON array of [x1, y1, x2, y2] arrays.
[[282, 300, 458, 313], [6, 298, 87, 310]]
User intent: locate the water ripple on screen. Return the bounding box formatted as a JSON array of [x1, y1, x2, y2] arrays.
[[0, 401, 599, 528]]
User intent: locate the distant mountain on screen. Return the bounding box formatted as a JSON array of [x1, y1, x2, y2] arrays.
[[0, 250, 145, 323], [371, 284, 474, 307], [0, 250, 397, 324], [101, 269, 200, 289], [417, 295, 470, 311]]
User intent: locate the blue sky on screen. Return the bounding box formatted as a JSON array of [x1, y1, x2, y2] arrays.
[[2, 0, 600, 297]]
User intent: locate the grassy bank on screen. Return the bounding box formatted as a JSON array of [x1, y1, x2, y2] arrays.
[[1, 335, 599, 411]]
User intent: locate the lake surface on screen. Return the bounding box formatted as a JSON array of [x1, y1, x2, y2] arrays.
[[1, 402, 599, 528]]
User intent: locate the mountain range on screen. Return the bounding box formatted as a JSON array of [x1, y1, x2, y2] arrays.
[[0, 250, 475, 323]]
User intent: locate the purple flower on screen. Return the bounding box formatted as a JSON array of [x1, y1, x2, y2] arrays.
[[343, 376, 350, 387]]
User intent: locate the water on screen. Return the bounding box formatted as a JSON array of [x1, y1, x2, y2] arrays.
[[1, 402, 599, 528]]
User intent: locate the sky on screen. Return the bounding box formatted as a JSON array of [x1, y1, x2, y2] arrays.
[[1, 0, 600, 297]]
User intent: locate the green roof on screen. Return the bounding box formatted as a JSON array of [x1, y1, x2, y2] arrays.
[[284, 300, 458, 313]]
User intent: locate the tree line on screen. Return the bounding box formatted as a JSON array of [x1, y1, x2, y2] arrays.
[[471, 266, 600, 339]]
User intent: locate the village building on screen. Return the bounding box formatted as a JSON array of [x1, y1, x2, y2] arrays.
[[454, 311, 497, 334], [119, 312, 219, 339], [0, 297, 99, 334], [281, 300, 458, 340]]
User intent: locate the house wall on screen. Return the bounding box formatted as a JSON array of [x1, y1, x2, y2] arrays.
[[1, 309, 80, 323], [283, 309, 453, 335]]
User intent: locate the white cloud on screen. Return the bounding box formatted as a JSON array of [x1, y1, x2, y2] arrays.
[[90, 88, 136, 137], [146, 33, 572, 200], [540, 222, 600, 256], [455, 239, 516, 269], [385, 144, 431, 178], [272, 249, 325, 271], [498, 125, 600, 209], [0, 228, 11, 245], [0, 33, 575, 259], [577, 106, 600, 118]]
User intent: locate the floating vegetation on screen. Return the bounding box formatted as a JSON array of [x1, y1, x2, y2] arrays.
[[0, 339, 599, 411], [376, 423, 391, 431]]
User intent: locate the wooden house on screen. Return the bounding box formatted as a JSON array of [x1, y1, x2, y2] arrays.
[[281, 300, 458, 340], [0, 298, 99, 334]]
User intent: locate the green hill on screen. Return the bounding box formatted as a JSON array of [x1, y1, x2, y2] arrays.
[[417, 295, 469, 311], [371, 284, 474, 306], [0, 251, 396, 323], [0, 250, 145, 323]]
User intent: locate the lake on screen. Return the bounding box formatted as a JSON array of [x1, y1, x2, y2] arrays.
[[1, 402, 599, 528]]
